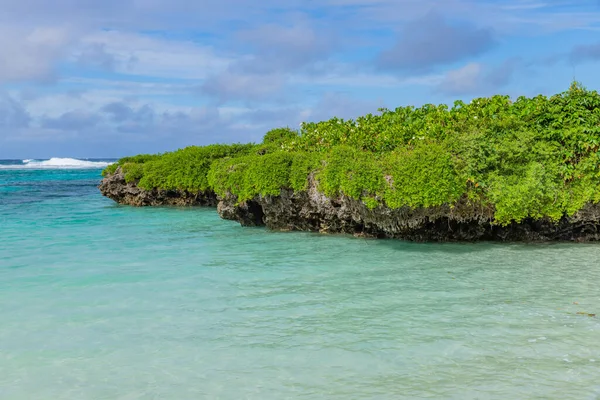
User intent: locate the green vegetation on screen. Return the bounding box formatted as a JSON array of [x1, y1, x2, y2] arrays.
[[103, 82, 600, 225], [102, 153, 160, 177]]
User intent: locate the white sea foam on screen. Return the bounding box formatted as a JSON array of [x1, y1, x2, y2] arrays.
[[0, 158, 114, 170]]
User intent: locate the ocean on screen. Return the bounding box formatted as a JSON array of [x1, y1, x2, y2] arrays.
[[1, 158, 600, 399]]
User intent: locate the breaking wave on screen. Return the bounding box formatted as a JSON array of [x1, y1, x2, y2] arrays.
[[0, 158, 114, 170]]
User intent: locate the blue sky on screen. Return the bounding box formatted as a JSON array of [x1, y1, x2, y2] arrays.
[[1, 0, 600, 158]]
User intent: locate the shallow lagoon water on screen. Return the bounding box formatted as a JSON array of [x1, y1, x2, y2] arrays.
[[1, 166, 600, 399]]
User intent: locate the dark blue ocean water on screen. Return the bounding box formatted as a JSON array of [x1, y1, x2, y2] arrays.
[[1, 159, 600, 399], [0, 159, 112, 206]]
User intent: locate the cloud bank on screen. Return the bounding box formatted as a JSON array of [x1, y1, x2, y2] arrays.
[[0, 0, 599, 157]]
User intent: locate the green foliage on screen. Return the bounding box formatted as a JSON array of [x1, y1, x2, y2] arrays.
[[246, 153, 294, 198], [102, 153, 160, 177], [488, 162, 564, 224], [103, 82, 600, 225], [381, 142, 464, 209], [262, 127, 299, 145], [289, 152, 322, 191], [318, 147, 385, 202], [118, 154, 162, 164], [103, 144, 254, 190], [253, 143, 282, 156], [122, 162, 145, 183], [208, 156, 252, 200], [209, 152, 294, 201], [138, 144, 255, 191], [102, 163, 118, 176]]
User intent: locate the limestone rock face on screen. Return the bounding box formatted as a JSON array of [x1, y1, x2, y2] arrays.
[[217, 194, 264, 227], [98, 168, 217, 207], [100, 171, 600, 242], [216, 178, 600, 242]]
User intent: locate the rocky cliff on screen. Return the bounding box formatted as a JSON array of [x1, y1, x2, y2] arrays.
[[99, 168, 217, 207], [99, 171, 600, 242]]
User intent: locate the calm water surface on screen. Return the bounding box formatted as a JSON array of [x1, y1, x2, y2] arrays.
[[1, 161, 600, 399]]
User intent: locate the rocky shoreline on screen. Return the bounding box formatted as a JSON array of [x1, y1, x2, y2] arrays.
[[99, 169, 600, 242], [98, 168, 217, 207]]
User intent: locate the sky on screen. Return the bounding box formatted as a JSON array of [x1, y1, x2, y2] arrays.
[[1, 0, 600, 158]]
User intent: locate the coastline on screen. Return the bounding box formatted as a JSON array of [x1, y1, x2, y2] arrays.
[[99, 84, 600, 242], [99, 167, 217, 207], [100, 167, 600, 242]]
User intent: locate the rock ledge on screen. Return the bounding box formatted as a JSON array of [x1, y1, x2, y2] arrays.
[[98, 168, 217, 207], [100, 172, 600, 242]]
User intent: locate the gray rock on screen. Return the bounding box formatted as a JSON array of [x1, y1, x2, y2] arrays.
[[100, 170, 600, 242], [218, 178, 600, 242], [98, 167, 217, 207]]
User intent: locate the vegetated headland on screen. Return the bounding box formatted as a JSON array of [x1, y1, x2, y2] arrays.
[[100, 82, 600, 242]]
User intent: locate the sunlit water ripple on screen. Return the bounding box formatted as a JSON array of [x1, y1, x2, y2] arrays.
[[1, 165, 599, 399]]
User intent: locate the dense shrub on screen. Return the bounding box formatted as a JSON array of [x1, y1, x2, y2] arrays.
[[102, 163, 118, 176], [119, 154, 162, 164], [380, 142, 464, 209], [138, 144, 255, 191], [102, 144, 255, 190], [318, 147, 385, 206], [262, 127, 299, 146], [102, 82, 600, 224], [209, 153, 294, 201], [289, 152, 322, 191], [121, 162, 145, 183]]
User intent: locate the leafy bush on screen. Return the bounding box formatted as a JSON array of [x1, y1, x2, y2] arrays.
[[138, 144, 255, 191], [318, 147, 385, 205], [380, 142, 464, 209], [102, 163, 118, 176], [103, 82, 600, 224], [119, 154, 162, 164], [488, 162, 564, 224], [262, 127, 299, 145], [122, 162, 145, 183], [208, 153, 294, 201], [289, 152, 322, 191]]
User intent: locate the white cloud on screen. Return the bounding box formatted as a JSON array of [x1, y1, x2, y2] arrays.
[[1, 0, 598, 157], [18, 89, 199, 119], [201, 72, 286, 102], [76, 31, 232, 79], [438, 63, 483, 95], [436, 58, 524, 95], [290, 68, 444, 87], [0, 26, 74, 82], [0, 92, 31, 128]]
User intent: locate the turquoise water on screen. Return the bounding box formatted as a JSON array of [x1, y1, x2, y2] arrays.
[[1, 164, 600, 399]]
